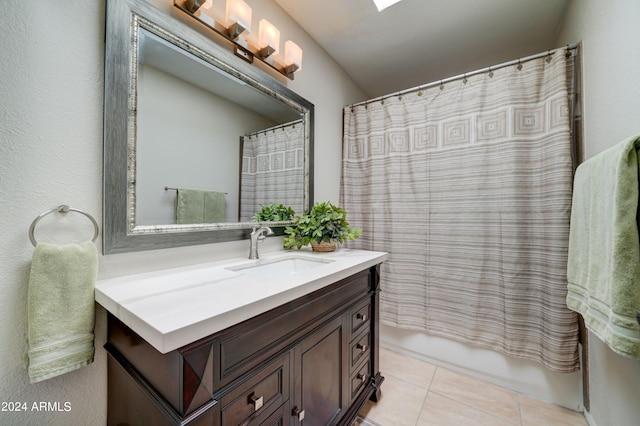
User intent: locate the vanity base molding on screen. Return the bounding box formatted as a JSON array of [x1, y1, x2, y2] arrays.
[[105, 264, 383, 426]]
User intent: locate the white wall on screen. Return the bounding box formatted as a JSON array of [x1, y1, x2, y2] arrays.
[[555, 0, 640, 425], [0, 0, 366, 424]]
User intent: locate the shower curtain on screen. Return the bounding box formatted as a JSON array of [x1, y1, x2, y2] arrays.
[[341, 50, 580, 372], [239, 120, 304, 221]]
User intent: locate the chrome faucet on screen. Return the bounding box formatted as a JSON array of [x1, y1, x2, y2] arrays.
[[248, 226, 274, 259]]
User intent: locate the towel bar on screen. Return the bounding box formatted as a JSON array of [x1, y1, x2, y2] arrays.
[[29, 205, 100, 247], [164, 186, 228, 194]]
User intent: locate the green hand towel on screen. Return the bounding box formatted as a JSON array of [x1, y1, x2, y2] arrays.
[[203, 190, 225, 223], [26, 241, 98, 383], [567, 135, 640, 359], [176, 188, 225, 224]]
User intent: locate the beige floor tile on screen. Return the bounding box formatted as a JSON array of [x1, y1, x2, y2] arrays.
[[519, 395, 587, 426], [417, 392, 518, 426], [352, 416, 383, 426], [380, 347, 437, 389], [360, 374, 428, 426], [429, 368, 521, 424]]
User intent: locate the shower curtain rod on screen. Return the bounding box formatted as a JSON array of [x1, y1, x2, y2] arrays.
[[246, 118, 304, 136], [347, 43, 578, 108]]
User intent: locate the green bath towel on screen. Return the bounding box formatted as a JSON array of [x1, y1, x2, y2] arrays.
[[567, 135, 640, 359], [176, 187, 226, 224], [26, 241, 98, 383]]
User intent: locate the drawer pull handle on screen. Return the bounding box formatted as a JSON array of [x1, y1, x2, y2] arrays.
[[357, 373, 367, 383], [293, 407, 305, 421], [356, 313, 368, 322], [249, 394, 264, 411], [356, 343, 368, 353]]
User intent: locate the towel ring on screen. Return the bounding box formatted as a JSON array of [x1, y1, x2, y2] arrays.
[[29, 205, 100, 247]]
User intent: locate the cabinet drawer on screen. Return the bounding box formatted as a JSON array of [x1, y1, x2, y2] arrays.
[[256, 401, 290, 426], [220, 353, 290, 426], [349, 300, 371, 336], [350, 360, 371, 401], [349, 331, 371, 374]]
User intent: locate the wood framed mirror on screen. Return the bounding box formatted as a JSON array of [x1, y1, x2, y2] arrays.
[[103, 0, 313, 254]]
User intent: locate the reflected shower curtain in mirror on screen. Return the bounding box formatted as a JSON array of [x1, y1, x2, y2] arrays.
[[341, 51, 580, 372], [240, 121, 305, 221]]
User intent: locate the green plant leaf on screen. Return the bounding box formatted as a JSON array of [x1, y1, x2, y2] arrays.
[[253, 203, 296, 221], [281, 201, 362, 249]]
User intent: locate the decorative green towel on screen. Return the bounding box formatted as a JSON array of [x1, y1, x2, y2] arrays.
[[567, 135, 640, 359], [26, 241, 98, 383], [176, 188, 225, 224]]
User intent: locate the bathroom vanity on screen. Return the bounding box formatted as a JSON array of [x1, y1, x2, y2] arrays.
[[96, 249, 387, 425], [99, 2, 385, 423]]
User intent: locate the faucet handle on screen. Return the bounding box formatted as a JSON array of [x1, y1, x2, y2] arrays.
[[258, 227, 274, 241], [254, 226, 274, 236], [252, 226, 273, 234]]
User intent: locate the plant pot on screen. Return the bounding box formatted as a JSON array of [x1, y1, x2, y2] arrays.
[[311, 239, 336, 252]]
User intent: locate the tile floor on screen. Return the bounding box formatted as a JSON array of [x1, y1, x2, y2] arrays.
[[356, 347, 587, 426]]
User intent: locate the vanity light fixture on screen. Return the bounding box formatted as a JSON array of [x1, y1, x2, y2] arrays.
[[173, 0, 303, 80], [284, 40, 302, 75], [257, 19, 279, 58], [185, 0, 209, 13], [225, 0, 251, 39]]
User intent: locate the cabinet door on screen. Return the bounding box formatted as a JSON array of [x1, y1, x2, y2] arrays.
[[292, 316, 347, 426]]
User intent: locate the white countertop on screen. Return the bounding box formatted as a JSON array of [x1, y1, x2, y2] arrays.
[[95, 248, 387, 353]]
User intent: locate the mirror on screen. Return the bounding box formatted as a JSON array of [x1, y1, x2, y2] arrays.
[[104, 0, 314, 254]]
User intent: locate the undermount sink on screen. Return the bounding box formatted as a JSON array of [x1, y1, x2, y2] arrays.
[[227, 255, 334, 279]]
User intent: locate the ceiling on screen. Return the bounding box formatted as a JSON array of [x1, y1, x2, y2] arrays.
[[274, 0, 570, 98]]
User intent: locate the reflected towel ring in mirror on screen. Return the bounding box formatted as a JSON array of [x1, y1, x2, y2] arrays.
[[29, 205, 100, 247]]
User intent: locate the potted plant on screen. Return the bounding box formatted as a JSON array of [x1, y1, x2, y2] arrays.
[[252, 203, 296, 222], [283, 201, 362, 251]]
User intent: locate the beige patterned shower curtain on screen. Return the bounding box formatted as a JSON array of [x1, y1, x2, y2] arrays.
[[239, 120, 304, 221], [341, 50, 580, 372]]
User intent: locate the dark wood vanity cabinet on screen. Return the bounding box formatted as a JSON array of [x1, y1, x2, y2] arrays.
[[105, 264, 383, 426]]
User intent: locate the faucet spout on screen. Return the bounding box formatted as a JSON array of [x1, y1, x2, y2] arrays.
[[248, 226, 274, 259]]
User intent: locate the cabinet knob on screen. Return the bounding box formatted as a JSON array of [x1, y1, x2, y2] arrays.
[[356, 343, 368, 353], [249, 393, 264, 411], [356, 313, 368, 322], [357, 373, 367, 383], [293, 407, 305, 421]]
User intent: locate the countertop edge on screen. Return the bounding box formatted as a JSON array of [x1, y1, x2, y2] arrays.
[[97, 249, 387, 353]]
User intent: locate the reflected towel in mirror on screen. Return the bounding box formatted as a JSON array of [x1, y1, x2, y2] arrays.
[[176, 187, 226, 224]]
